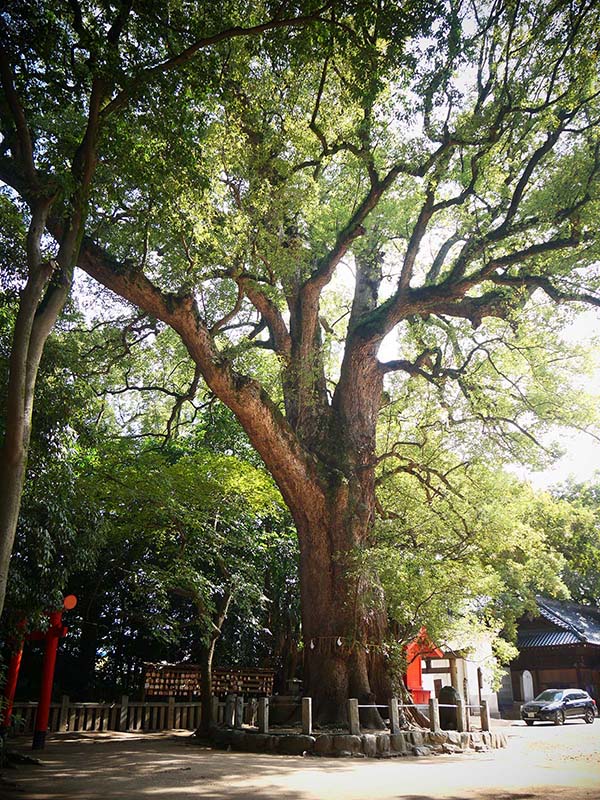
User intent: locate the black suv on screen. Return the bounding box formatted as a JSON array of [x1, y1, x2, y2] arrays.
[[521, 689, 597, 725]]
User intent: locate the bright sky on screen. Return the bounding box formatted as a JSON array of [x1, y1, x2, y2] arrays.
[[518, 429, 600, 490], [513, 309, 600, 490]]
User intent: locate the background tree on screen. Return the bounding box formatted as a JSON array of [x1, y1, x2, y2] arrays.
[[0, 0, 332, 618], [360, 464, 569, 673], [79, 440, 289, 730], [2, 302, 298, 716], [536, 483, 600, 607], [0, 1, 130, 617], [4, 1, 600, 725]]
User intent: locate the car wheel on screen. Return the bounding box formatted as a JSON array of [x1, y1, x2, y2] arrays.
[[554, 709, 565, 726], [584, 708, 594, 724], [525, 720, 534, 726]]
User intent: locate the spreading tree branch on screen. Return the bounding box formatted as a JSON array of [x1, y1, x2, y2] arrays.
[[100, 4, 335, 119]]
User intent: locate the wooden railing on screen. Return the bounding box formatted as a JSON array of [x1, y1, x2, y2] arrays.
[[9, 694, 491, 737], [9, 695, 204, 734]]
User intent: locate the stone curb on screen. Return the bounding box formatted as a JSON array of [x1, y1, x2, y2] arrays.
[[207, 727, 508, 758]]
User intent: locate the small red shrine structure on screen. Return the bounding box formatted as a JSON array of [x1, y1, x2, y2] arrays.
[[405, 628, 444, 704]]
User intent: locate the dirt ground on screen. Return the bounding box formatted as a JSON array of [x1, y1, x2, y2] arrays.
[[3, 718, 599, 800]]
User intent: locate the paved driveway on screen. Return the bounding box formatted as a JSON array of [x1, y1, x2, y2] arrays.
[[3, 719, 600, 800]]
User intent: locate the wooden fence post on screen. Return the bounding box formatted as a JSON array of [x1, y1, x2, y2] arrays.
[[59, 695, 70, 732], [257, 697, 269, 733], [167, 697, 175, 729], [429, 697, 441, 733], [347, 699, 360, 735], [456, 695, 466, 732], [449, 657, 459, 692], [119, 695, 129, 732], [210, 695, 219, 726], [389, 697, 400, 734], [244, 698, 257, 726], [480, 699, 490, 732], [301, 697, 312, 735], [235, 696, 244, 728], [225, 694, 236, 727], [68, 703, 77, 733]]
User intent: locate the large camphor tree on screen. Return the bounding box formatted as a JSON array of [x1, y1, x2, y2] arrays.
[[3, 1, 600, 724]]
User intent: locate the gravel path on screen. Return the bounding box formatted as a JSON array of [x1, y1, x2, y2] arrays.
[[3, 718, 599, 799]]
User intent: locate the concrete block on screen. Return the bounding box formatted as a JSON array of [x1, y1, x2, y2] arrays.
[[314, 734, 333, 754], [411, 730, 424, 746], [333, 734, 362, 754], [460, 732, 472, 749], [251, 733, 272, 752], [361, 734, 377, 757], [391, 733, 408, 753], [278, 735, 316, 755], [412, 745, 433, 756]]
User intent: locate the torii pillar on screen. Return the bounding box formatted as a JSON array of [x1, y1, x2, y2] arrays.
[[31, 609, 67, 749], [0, 595, 77, 749]]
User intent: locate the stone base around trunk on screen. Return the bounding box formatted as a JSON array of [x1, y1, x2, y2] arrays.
[[205, 727, 508, 758]]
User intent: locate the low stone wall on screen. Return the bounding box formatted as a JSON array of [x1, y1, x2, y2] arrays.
[[209, 727, 508, 758]]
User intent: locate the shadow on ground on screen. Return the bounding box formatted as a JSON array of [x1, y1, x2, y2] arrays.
[[3, 727, 599, 800]]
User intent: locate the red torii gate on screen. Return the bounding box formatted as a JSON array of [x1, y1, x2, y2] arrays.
[[1, 595, 77, 749]]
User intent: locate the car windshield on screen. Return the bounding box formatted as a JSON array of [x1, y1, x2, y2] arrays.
[[534, 690, 563, 702]]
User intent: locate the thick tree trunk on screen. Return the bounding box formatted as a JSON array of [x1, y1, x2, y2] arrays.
[[296, 484, 391, 729], [294, 338, 392, 728]]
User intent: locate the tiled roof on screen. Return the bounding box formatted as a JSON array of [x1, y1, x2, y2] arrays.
[[522, 596, 600, 647], [517, 629, 580, 648]]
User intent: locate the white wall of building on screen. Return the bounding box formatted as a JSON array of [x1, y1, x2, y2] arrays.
[[421, 635, 500, 718]]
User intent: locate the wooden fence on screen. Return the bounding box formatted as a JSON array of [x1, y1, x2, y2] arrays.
[[246, 696, 491, 736], [10, 695, 206, 735], [9, 694, 491, 737]]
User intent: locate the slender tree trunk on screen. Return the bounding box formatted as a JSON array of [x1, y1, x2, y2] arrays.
[[0, 266, 71, 618], [195, 589, 232, 735], [0, 201, 68, 618], [78, 612, 100, 696], [0, 51, 107, 619], [196, 640, 217, 735]]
